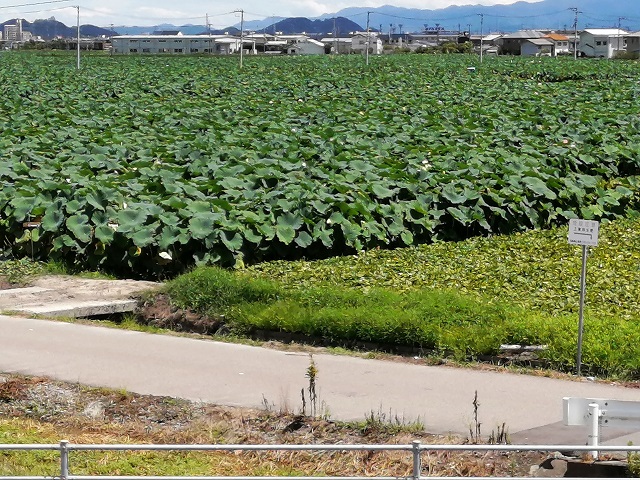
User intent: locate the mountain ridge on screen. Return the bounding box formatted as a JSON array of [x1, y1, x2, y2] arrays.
[[320, 0, 640, 33], [2, 0, 638, 40]]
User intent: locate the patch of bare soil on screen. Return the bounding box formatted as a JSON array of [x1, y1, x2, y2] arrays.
[[0, 374, 547, 477], [0, 277, 20, 290], [136, 294, 227, 335]]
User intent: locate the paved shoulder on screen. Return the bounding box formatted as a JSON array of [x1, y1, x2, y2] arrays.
[[1, 315, 639, 443]]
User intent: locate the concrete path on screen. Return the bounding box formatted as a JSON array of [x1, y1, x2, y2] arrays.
[[2, 314, 640, 444], [0, 277, 158, 317]]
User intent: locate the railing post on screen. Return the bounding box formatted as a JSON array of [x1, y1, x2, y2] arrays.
[[60, 440, 69, 480], [412, 440, 422, 480], [588, 403, 600, 460]]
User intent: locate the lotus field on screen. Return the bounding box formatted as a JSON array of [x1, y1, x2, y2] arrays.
[[1, 53, 639, 276]]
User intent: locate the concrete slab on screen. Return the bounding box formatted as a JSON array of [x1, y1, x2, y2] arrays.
[[0, 275, 158, 319], [0, 287, 52, 296], [511, 421, 640, 446], [16, 299, 139, 317]]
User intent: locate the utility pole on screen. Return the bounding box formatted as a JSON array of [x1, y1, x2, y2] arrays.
[[569, 7, 580, 59], [617, 16, 626, 53], [333, 17, 337, 54], [365, 11, 371, 66], [76, 5, 80, 70], [478, 13, 484, 63], [109, 23, 114, 56], [235, 9, 244, 68], [206, 14, 212, 54]]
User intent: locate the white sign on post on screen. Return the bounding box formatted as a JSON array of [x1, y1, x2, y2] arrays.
[[567, 218, 600, 376], [568, 219, 599, 246]]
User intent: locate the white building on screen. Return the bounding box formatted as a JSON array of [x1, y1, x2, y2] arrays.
[[545, 33, 571, 56], [580, 28, 629, 58], [625, 31, 640, 57], [3, 20, 22, 42], [281, 35, 326, 55], [112, 34, 241, 55], [521, 38, 554, 57], [320, 34, 382, 55], [320, 37, 352, 54], [350, 32, 383, 55]]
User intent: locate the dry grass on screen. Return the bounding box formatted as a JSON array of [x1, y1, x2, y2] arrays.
[[0, 374, 545, 477]]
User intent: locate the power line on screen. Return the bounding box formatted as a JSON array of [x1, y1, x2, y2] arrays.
[[0, 0, 70, 9], [7, 4, 71, 15]]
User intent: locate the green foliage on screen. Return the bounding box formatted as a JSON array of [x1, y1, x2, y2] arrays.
[[166, 266, 280, 313], [350, 407, 425, 435], [164, 266, 555, 366], [0, 259, 44, 285], [246, 218, 640, 378], [1, 54, 639, 276], [249, 218, 640, 320], [168, 259, 640, 377], [0, 420, 259, 477]]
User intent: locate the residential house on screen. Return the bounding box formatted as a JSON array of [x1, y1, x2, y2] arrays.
[[498, 30, 545, 55], [580, 28, 629, 58], [565, 33, 580, 56], [283, 36, 326, 55], [545, 33, 570, 55], [381, 33, 407, 49], [320, 36, 351, 54], [521, 38, 555, 56], [351, 32, 383, 55], [468, 33, 501, 55], [409, 28, 460, 48], [626, 31, 640, 57], [214, 36, 243, 55], [242, 33, 271, 53]]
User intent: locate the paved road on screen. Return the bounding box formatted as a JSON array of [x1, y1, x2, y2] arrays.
[[2, 314, 640, 444]]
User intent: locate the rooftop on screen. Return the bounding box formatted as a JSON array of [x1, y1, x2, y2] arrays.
[[546, 33, 569, 41], [527, 38, 554, 46], [501, 30, 545, 39], [583, 28, 629, 36]]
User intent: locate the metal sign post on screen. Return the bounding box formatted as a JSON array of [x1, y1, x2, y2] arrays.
[[567, 219, 599, 376]]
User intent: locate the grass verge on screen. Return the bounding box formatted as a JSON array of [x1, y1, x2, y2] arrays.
[[159, 217, 640, 379]]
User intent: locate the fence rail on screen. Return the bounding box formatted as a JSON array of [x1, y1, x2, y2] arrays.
[[0, 440, 638, 480]]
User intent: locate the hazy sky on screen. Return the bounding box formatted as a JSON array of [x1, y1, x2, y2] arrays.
[[3, 0, 540, 28]]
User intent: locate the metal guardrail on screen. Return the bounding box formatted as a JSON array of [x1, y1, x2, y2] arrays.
[[0, 440, 638, 480]]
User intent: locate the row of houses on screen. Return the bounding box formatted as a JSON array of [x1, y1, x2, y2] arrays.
[[493, 29, 637, 58], [381, 28, 637, 58], [111, 32, 385, 56], [91, 27, 640, 58]]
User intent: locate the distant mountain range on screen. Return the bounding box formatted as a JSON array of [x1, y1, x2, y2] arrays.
[[3, 0, 639, 40], [114, 17, 362, 36], [322, 0, 640, 34], [1, 18, 114, 40]]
